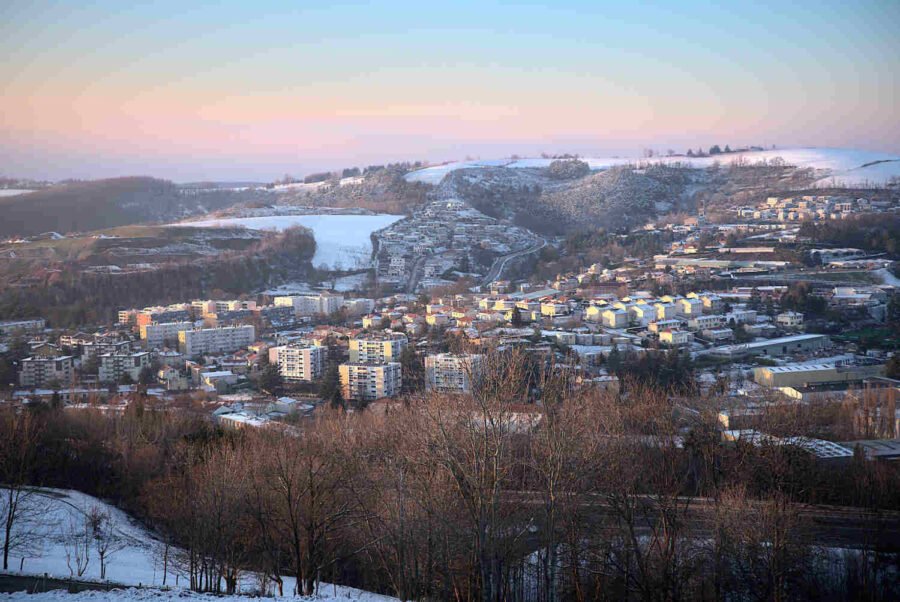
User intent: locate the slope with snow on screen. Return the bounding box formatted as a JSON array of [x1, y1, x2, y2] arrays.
[[178, 214, 403, 270], [1, 488, 395, 601], [0, 589, 394, 602], [405, 148, 900, 188]]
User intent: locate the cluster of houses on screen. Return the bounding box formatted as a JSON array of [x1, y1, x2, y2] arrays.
[[375, 198, 541, 290], [736, 195, 883, 223]]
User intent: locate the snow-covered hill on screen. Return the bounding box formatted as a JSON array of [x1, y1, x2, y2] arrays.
[[405, 148, 900, 188], [1, 488, 394, 601]]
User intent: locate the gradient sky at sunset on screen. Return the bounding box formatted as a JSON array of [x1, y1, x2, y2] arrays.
[[1, 0, 898, 181]]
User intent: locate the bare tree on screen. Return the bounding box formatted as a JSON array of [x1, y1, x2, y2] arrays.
[[0, 409, 43, 571], [89, 505, 123, 580], [65, 513, 92, 578]]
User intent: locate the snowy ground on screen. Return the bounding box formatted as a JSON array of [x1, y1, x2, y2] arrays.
[[0, 488, 395, 601], [176, 215, 402, 270], [405, 148, 900, 188], [875, 267, 900, 288], [0, 189, 34, 197], [328, 273, 369, 292], [0, 588, 393, 602]]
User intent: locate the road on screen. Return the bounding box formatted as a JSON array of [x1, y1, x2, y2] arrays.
[[503, 492, 900, 550], [482, 237, 548, 286]]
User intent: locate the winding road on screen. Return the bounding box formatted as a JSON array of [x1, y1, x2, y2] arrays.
[[481, 237, 548, 286]]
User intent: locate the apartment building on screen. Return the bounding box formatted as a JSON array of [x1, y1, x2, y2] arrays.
[[602, 309, 629, 329], [687, 314, 726, 331], [140, 321, 196, 349], [99, 351, 152, 383], [776, 311, 804, 329], [425, 353, 483, 394], [0, 318, 45, 337], [19, 355, 74, 388], [274, 293, 344, 316], [677, 298, 704, 317], [659, 329, 693, 347], [349, 331, 408, 364], [340, 362, 402, 401], [178, 325, 256, 357], [272, 345, 326, 382]]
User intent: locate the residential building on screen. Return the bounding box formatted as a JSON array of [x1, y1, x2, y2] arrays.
[[653, 303, 677, 320], [18, 355, 74, 388], [0, 318, 45, 337], [272, 345, 326, 382], [687, 314, 726, 331], [99, 351, 152, 383], [602, 309, 629, 328], [340, 362, 402, 401], [349, 331, 408, 364], [275, 293, 345, 316], [140, 321, 196, 349], [178, 325, 256, 357], [677, 298, 704, 316], [659, 329, 693, 347], [776, 311, 804, 329], [425, 353, 483, 393]]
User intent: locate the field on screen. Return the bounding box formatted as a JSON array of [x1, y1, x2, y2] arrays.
[[179, 214, 402, 270]]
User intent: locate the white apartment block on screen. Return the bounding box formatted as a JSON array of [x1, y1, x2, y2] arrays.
[[776, 311, 804, 328], [19, 355, 74, 388], [602, 309, 629, 329], [659, 330, 693, 347], [272, 345, 326, 382], [425, 353, 483, 394], [343, 298, 375, 316], [140, 321, 196, 349], [192, 299, 258, 316], [99, 351, 152, 383], [340, 362, 402, 401], [687, 314, 726, 331], [726, 309, 758, 324], [349, 332, 408, 364], [677, 298, 704, 316], [274, 293, 344, 316], [178, 325, 256, 357]]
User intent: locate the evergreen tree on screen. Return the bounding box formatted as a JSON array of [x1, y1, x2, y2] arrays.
[[258, 363, 283, 396], [400, 346, 424, 393], [319, 365, 344, 409]]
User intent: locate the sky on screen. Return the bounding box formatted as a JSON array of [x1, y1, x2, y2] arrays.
[[1, 0, 898, 182]]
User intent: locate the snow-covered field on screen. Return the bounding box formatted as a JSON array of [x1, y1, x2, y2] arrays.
[[0, 589, 393, 602], [178, 215, 402, 270], [0, 189, 34, 197], [405, 148, 900, 188], [1, 488, 395, 601]]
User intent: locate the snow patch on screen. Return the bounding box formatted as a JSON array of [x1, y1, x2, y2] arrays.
[[176, 215, 403, 270]]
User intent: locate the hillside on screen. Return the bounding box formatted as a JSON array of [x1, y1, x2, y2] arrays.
[[406, 147, 900, 189], [0, 488, 395, 601], [439, 163, 695, 234], [0, 225, 317, 326], [432, 154, 847, 235], [273, 167, 429, 215], [0, 178, 262, 238]]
